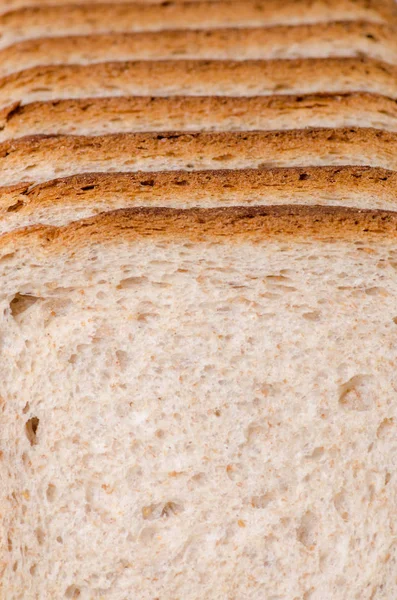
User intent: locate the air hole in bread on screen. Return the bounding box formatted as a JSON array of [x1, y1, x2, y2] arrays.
[[0, 252, 15, 264], [212, 153, 234, 161], [35, 528, 45, 545], [338, 375, 373, 411], [385, 472, 392, 485], [115, 350, 129, 371], [65, 585, 80, 598], [117, 277, 147, 289], [46, 483, 56, 502], [334, 490, 349, 521], [22, 401, 30, 414], [299, 173, 310, 180], [57, 536, 63, 544], [81, 185, 95, 191], [138, 526, 156, 542], [29, 564, 37, 575], [306, 446, 324, 460], [142, 501, 183, 521], [12, 561, 17, 572], [251, 493, 274, 509], [297, 511, 318, 549], [22, 452, 30, 468], [377, 418, 394, 440], [303, 311, 321, 322], [6, 199, 24, 212], [365, 287, 386, 296], [10, 294, 40, 317], [25, 416, 39, 446]]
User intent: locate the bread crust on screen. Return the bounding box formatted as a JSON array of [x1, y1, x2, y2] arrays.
[[0, 167, 395, 225], [0, 0, 396, 17], [0, 128, 396, 186], [3, 206, 397, 256], [1, 93, 396, 140], [0, 0, 395, 47], [0, 58, 395, 108], [0, 22, 395, 77]]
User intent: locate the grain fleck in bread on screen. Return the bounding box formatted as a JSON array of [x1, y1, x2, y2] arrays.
[[0, 58, 395, 109], [1, 206, 397, 599], [1, 93, 396, 141], [0, 128, 396, 187], [0, 22, 396, 77], [0, 1, 396, 49], [0, 166, 397, 233]]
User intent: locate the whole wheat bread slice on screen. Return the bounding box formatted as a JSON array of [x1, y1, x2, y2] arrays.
[[0, 128, 395, 187], [0, 22, 396, 77], [1, 93, 396, 142], [0, 166, 396, 234], [0, 58, 395, 110], [0, 1, 396, 49], [1, 206, 397, 599]]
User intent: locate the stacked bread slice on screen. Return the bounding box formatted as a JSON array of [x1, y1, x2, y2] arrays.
[[1, 2, 397, 599]]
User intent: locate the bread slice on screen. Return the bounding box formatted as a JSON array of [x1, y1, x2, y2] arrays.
[[1, 1, 396, 49], [0, 166, 396, 234], [1, 0, 396, 21], [0, 128, 395, 187], [1, 22, 396, 77], [0, 58, 396, 110], [1, 206, 397, 599], [1, 93, 396, 142]]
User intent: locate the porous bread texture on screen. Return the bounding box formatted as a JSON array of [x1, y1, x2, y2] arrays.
[[1, 207, 397, 600], [1, 93, 396, 142], [0, 58, 395, 110], [0, 128, 396, 187], [0, 1, 396, 49], [1, 166, 397, 234], [0, 22, 396, 77]]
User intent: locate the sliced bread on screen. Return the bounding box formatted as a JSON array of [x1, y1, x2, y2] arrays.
[[1, 206, 397, 599], [1, 93, 396, 141], [0, 22, 396, 77], [0, 166, 396, 234], [0, 58, 395, 110], [0, 128, 395, 187], [0, 1, 396, 49]]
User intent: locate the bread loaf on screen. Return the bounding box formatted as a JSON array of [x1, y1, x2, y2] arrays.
[[1, 0, 397, 598]]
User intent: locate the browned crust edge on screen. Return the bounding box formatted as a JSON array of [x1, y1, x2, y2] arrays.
[[3, 206, 397, 256], [0, 92, 396, 131], [1, 0, 395, 23], [0, 127, 394, 157], [0, 166, 395, 212], [0, 20, 395, 59], [0, 56, 395, 88]]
